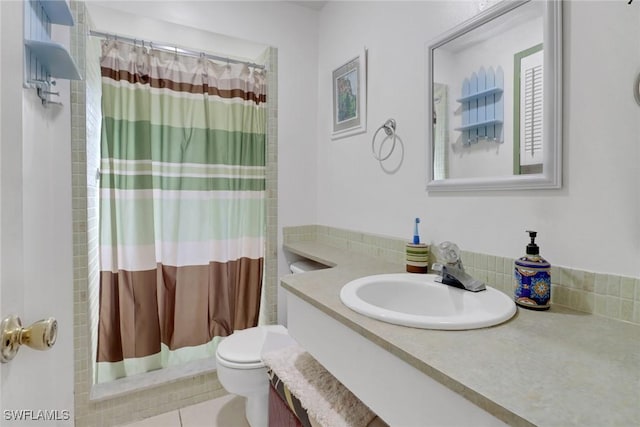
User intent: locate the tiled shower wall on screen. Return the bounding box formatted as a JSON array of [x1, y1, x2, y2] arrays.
[[85, 21, 100, 384], [283, 225, 640, 325], [262, 46, 279, 326], [70, 2, 279, 425]]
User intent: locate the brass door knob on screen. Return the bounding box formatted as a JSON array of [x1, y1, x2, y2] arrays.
[[1, 315, 57, 363]]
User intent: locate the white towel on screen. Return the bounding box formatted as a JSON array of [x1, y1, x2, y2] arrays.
[[262, 345, 377, 427]]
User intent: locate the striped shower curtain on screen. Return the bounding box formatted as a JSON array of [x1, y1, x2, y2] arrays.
[[96, 41, 266, 383]]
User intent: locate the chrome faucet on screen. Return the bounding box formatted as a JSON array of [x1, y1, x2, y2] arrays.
[[432, 242, 486, 293]]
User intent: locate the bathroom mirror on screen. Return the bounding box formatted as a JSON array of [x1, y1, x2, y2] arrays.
[[426, 0, 562, 191]]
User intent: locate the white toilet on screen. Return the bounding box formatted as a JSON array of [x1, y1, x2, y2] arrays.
[[216, 325, 292, 427], [215, 260, 326, 427]]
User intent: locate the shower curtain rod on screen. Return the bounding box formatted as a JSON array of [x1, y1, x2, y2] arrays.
[[88, 30, 266, 70]]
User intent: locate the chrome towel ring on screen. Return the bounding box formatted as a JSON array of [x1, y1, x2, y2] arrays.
[[371, 118, 397, 161]]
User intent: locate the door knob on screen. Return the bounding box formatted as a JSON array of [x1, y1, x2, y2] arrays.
[[0, 315, 57, 363]]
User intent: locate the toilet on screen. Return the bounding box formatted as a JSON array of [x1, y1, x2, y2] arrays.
[[216, 325, 293, 427], [288, 258, 328, 274], [215, 260, 326, 427]]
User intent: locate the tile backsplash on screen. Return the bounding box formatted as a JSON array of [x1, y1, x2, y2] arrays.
[[283, 225, 640, 325]]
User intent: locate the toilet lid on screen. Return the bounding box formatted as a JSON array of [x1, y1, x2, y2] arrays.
[[217, 326, 285, 364]]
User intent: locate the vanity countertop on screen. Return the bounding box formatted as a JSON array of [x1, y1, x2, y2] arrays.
[[281, 241, 640, 427]]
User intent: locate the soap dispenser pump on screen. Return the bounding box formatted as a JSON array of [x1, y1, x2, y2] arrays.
[[514, 231, 551, 310]]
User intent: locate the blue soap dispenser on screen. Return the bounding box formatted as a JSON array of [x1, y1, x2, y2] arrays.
[[514, 230, 551, 310]]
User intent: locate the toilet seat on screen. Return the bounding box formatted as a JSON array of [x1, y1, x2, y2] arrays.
[[216, 355, 265, 370], [216, 325, 287, 370]]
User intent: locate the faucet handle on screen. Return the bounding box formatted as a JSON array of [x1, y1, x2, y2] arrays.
[[431, 262, 444, 274], [436, 241, 461, 264]]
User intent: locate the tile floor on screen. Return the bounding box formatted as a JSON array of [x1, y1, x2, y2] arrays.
[[120, 395, 249, 427]]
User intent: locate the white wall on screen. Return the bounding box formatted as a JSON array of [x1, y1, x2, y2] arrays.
[[317, 1, 640, 278], [86, 4, 268, 61], [0, 1, 74, 425]]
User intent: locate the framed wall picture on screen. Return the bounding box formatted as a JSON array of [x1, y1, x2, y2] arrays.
[[331, 48, 367, 139]]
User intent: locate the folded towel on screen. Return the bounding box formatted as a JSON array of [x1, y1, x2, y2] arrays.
[[262, 345, 376, 427]]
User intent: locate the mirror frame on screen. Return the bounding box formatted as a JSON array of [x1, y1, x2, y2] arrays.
[[426, 0, 562, 192]]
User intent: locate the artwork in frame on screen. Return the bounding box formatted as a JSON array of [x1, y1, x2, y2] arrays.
[[331, 48, 367, 139]]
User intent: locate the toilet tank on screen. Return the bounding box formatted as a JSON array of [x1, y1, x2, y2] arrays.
[[289, 259, 328, 274]]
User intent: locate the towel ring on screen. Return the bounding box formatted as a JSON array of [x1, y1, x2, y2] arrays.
[[371, 119, 397, 161]]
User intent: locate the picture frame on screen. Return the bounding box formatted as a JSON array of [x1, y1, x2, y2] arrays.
[[331, 48, 367, 139]]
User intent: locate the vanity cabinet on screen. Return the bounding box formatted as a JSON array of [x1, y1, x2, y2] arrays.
[[286, 292, 506, 427]]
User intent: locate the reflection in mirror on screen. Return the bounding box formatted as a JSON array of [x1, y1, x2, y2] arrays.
[[427, 0, 562, 191], [432, 83, 449, 180]]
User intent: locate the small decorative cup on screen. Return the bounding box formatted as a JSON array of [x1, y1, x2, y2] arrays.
[[406, 243, 429, 274]]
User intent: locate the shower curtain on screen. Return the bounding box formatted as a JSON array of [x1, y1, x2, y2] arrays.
[[96, 40, 266, 383]]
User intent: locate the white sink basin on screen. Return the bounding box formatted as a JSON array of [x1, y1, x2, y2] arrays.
[[340, 273, 516, 330]]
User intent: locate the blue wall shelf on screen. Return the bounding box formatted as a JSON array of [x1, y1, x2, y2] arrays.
[[40, 0, 74, 26], [455, 118, 503, 132], [456, 86, 503, 103], [25, 39, 81, 80], [24, 0, 81, 105], [457, 66, 504, 145]]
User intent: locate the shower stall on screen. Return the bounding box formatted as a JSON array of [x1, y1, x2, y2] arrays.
[[70, 3, 279, 424]]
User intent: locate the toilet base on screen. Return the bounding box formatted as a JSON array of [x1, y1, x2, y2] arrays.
[[245, 390, 269, 427]]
